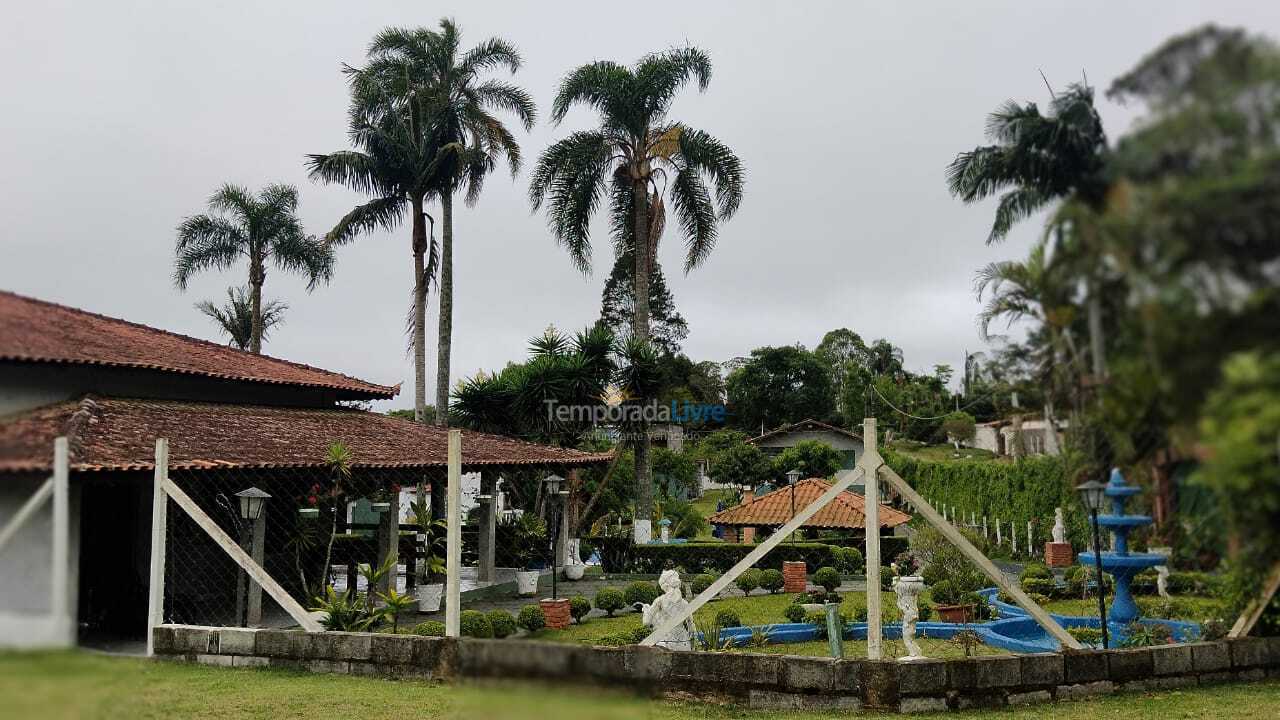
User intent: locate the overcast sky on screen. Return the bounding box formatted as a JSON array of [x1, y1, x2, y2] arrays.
[[3, 1, 1278, 411]]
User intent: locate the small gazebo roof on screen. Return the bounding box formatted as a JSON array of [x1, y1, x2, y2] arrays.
[[708, 477, 911, 530]]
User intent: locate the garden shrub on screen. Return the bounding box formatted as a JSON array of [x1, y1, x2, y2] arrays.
[[460, 609, 493, 638], [813, 566, 841, 592], [735, 569, 764, 595], [839, 547, 864, 575], [412, 620, 445, 637], [1020, 577, 1055, 596], [1020, 562, 1052, 581], [594, 587, 626, 616], [595, 633, 632, 647], [1200, 618, 1229, 641], [880, 566, 894, 591], [604, 541, 845, 574], [759, 568, 784, 594], [517, 604, 546, 633], [630, 625, 653, 644], [930, 579, 962, 606], [623, 581, 661, 607], [715, 609, 741, 628], [1167, 571, 1222, 596], [1119, 621, 1174, 648], [486, 610, 517, 639], [1067, 626, 1104, 647], [569, 595, 592, 624], [690, 573, 717, 596], [783, 604, 806, 623], [918, 599, 934, 622]]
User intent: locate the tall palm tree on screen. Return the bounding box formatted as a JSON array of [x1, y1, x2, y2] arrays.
[[195, 286, 288, 351], [530, 47, 745, 540], [346, 21, 536, 427], [947, 82, 1111, 378], [175, 183, 333, 354], [307, 101, 442, 423]]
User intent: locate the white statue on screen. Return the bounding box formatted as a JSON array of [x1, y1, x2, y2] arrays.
[[1150, 546, 1172, 599], [893, 576, 926, 661], [638, 570, 694, 651], [1052, 508, 1066, 544]]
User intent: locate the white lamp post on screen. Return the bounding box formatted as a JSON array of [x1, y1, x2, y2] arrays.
[[233, 487, 270, 627]]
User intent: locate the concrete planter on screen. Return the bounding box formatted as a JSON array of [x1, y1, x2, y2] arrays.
[[415, 583, 443, 613], [563, 563, 585, 581], [516, 570, 540, 596]]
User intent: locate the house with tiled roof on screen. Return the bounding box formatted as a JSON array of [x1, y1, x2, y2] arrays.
[[0, 290, 609, 648], [708, 477, 911, 543], [746, 418, 865, 491]]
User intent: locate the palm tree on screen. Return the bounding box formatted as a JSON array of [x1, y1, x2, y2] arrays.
[[947, 82, 1111, 378], [307, 102, 442, 423], [175, 184, 333, 354], [530, 47, 745, 539], [195, 286, 288, 351], [346, 21, 536, 427]]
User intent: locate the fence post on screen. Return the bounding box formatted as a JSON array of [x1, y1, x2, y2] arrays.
[[50, 437, 70, 645], [477, 471, 495, 583], [862, 417, 882, 660], [146, 439, 169, 656], [445, 430, 462, 638]]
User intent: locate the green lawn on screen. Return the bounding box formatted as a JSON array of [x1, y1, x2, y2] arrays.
[[689, 489, 735, 539], [3, 650, 1280, 719], [887, 442, 1001, 463]]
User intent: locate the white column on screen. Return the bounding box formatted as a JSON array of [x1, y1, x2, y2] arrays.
[[146, 439, 169, 656], [445, 430, 462, 638], [863, 418, 882, 661], [50, 437, 70, 645]]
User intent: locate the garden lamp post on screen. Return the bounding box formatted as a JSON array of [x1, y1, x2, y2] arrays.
[[544, 475, 564, 600], [786, 469, 802, 540], [1076, 479, 1110, 649], [234, 487, 270, 627]]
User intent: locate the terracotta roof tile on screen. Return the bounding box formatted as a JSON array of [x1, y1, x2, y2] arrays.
[[748, 418, 863, 445], [708, 477, 911, 530], [0, 290, 396, 399], [0, 396, 612, 473]]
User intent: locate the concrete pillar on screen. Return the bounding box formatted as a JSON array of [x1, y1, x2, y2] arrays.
[[477, 472, 496, 582], [376, 493, 399, 595]]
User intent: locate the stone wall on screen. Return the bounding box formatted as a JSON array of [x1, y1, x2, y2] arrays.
[[152, 625, 1280, 713]]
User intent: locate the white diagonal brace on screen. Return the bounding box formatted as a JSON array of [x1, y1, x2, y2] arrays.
[[0, 478, 53, 555], [1229, 559, 1280, 639], [641, 467, 866, 647], [163, 478, 323, 632], [876, 464, 1081, 650]]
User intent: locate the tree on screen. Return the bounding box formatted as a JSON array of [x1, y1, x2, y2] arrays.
[[725, 345, 835, 432], [175, 183, 333, 354], [772, 440, 843, 479], [531, 46, 745, 541], [346, 21, 535, 428], [815, 329, 870, 418], [308, 98, 442, 424], [709, 443, 773, 491], [947, 82, 1111, 379], [600, 252, 688, 354], [195, 286, 287, 351], [941, 411, 977, 453]]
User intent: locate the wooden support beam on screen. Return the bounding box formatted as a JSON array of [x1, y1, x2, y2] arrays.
[[641, 467, 867, 647], [50, 438, 70, 643], [163, 476, 322, 632], [147, 439, 169, 656], [863, 418, 883, 660], [0, 478, 52, 554], [445, 430, 462, 638], [1229, 559, 1280, 638], [876, 464, 1081, 650]]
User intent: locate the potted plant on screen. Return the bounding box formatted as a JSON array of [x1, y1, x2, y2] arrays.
[[512, 513, 548, 596], [929, 579, 976, 623], [410, 499, 446, 612]]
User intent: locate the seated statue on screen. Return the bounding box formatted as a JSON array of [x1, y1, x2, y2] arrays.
[[638, 569, 694, 651]]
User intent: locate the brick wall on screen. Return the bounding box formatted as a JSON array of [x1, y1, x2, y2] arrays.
[[152, 625, 1280, 713]]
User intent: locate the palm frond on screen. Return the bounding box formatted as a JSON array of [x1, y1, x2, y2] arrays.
[[270, 228, 335, 290], [676, 127, 744, 218], [550, 61, 630, 125], [327, 195, 407, 245], [174, 215, 244, 288], [669, 168, 718, 272]]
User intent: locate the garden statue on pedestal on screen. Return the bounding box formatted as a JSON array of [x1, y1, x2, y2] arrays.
[[1053, 508, 1066, 544], [639, 569, 694, 651], [893, 575, 926, 661], [1045, 507, 1074, 567]]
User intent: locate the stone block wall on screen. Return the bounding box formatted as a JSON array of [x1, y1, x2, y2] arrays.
[[152, 625, 1280, 713]]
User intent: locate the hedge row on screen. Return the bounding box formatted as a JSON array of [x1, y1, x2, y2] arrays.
[[883, 450, 1091, 550], [584, 538, 908, 575]]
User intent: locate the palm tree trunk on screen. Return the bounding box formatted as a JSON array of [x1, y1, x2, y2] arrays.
[[1086, 277, 1107, 380], [631, 177, 652, 543], [435, 189, 454, 427], [411, 196, 429, 424], [248, 252, 265, 354]]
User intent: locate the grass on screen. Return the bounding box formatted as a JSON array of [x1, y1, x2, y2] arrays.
[[1043, 595, 1228, 622], [887, 441, 1001, 463], [689, 489, 735, 539], [3, 650, 1280, 719]]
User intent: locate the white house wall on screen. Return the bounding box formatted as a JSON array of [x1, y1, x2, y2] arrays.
[[0, 477, 79, 648]]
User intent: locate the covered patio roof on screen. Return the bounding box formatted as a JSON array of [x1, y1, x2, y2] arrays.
[[708, 477, 911, 530], [0, 395, 612, 474]]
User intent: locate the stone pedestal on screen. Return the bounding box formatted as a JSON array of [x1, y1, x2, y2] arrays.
[[783, 561, 808, 593], [1045, 542, 1073, 567], [540, 598, 572, 630]]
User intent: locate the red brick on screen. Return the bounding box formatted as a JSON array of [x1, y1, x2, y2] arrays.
[[541, 599, 572, 630]]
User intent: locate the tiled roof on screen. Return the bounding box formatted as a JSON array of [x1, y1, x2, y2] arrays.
[[708, 477, 911, 530], [0, 290, 397, 399], [0, 396, 612, 473], [748, 419, 863, 445]]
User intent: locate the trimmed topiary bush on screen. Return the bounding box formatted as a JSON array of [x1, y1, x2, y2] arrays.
[[690, 573, 717, 596], [715, 609, 741, 628], [840, 547, 864, 575], [623, 581, 661, 607], [880, 566, 894, 591], [813, 566, 841, 592], [460, 609, 493, 638], [595, 587, 626, 616], [569, 595, 592, 624], [517, 604, 546, 633], [735, 568, 764, 595], [1020, 577, 1055, 596], [486, 610, 517, 639], [759, 568, 784, 594], [783, 604, 806, 623], [630, 625, 653, 644], [412, 620, 446, 637], [1020, 561, 1053, 581], [918, 599, 935, 622]]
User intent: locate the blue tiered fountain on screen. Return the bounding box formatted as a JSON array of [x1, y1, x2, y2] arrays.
[[1078, 468, 1166, 626]]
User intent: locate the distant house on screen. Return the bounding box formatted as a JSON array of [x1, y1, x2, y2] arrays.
[[708, 477, 911, 543], [972, 417, 1066, 457], [748, 418, 864, 489], [0, 290, 610, 648]]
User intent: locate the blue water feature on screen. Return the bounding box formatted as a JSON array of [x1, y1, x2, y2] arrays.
[[1078, 468, 1168, 626]]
